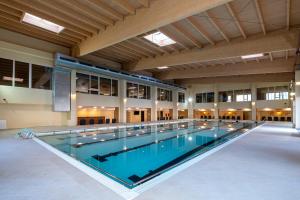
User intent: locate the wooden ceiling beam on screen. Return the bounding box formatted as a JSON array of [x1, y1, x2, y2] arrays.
[[124, 40, 157, 56], [225, 3, 247, 39], [254, 0, 266, 35], [156, 58, 294, 80], [186, 16, 215, 45], [118, 43, 151, 58], [286, 0, 290, 30], [269, 52, 273, 61], [26, 0, 99, 34], [159, 27, 190, 50], [0, 4, 22, 17], [205, 11, 230, 42], [107, 46, 139, 60], [111, 45, 142, 59], [0, 16, 74, 47], [0, 0, 91, 37], [176, 73, 294, 84], [171, 23, 202, 48], [87, 0, 123, 21], [137, 0, 149, 8], [134, 37, 169, 54], [111, 0, 135, 14], [78, 0, 233, 56], [130, 29, 299, 71]]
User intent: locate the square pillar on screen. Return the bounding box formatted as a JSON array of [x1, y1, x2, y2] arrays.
[[67, 70, 77, 126], [251, 83, 257, 121], [213, 84, 219, 120], [173, 90, 178, 120], [151, 86, 158, 121], [295, 71, 300, 128], [187, 88, 193, 119], [119, 80, 127, 123]]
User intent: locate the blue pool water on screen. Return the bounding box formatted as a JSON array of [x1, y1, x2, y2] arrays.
[[38, 121, 257, 188]]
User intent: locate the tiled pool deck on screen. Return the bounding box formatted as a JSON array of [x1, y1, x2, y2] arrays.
[[1, 122, 300, 200]]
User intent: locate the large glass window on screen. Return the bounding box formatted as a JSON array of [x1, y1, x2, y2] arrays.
[[76, 73, 89, 93], [157, 88, 172, 102], [235, 89, 251, 102], [127, 82, 150, 99], [196, 92, 214, 103], [219, 91, 233, 102], [257, 86, 288, 100], [0, 58, 13, 86], [100, 77, 111, 96], [112, 79, 118, 96], [14, 61, 29, 88], [90, 75, 98, 95], [32, 64, 52, 90], [178, 92, 185, 103], [127, 82, 138, 98]]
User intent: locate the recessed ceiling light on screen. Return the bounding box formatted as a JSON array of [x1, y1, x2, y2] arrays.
[[241, 53, 264, 59], [157, 66, 169, 69], [22, 13, 64, 33], [144, 31, 176, 46]]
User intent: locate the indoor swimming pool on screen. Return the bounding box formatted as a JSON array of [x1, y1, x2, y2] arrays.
[[37, 121, 258, 188]]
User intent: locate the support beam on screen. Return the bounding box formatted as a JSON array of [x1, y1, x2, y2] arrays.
[[254, 0, 266, 35], [156, 58, 295, 80], [206, 11, 230, 42], [176, 72, 295, 84], [78, 0, 233, 56], [131, 29, 299, 71], [186, 16, 215, 45], [286, 0, 290, 30], [111, 0, 135, 14], [226, 3, 247, 39], [171, 23, 202, 48]]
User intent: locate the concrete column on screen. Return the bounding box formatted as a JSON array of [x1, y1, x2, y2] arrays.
[[295, 71, 300, 129], [187, 88, 194, 119], [173, 90, 178, 120], [119, 80, 127, 123], [151, 86, 158, 121], [251, 83, 257, 121], [213, 84, 219, 120], [67, 70, 77, 126]]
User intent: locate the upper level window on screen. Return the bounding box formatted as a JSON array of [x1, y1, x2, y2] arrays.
[[0, 58, 13, 86], [76, 73, 118, 96], [235, 89, 251, 102], [257, 86, 288, 100], [32, 64, 52, 90], [196, 92, 214, 103], [219, 91, 233, 102], [127, 82, 150, 99], [178, 92, 185, 103], [15, 61, 29, 88], [157, 88, 172, 102]]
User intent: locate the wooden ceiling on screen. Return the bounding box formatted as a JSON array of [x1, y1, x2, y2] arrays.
[[0, 0, 299, 82]]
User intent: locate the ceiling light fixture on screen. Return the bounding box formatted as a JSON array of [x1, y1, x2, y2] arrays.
[[22, 13, 64, 33], [144, 31, 176, 46], [241, 53, 264, 59], [157, 66, 169, 69]]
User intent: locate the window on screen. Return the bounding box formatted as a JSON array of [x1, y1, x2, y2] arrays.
[[22, 13, 64, 33], [112, 79, 118, 96], [178, 92, 185, 103], [127, 82, 150, 99], [257, 86, 288, 100], [235, 89, 251, 102], [196, 92, 214, 103], [219, 91, 233, 102], [100, 77, 111, 96], [0, 58, 13, 86], [76, 73, 89, 93], [157, 88, 172, 102], [127, 82, 138, 98], [14, 61, 29, 88], [90, 75, 98, 95], [32, 64, 52, 90], [144, 31, 176, 46]]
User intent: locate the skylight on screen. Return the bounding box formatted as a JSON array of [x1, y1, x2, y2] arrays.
[[157, 66, 169, 69], [22, 13, 64, 33], [241, 53, 264, 59], [144, 31, 176, 46]]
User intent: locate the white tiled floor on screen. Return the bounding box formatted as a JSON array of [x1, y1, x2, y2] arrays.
[[1, 122, 300, 200]]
